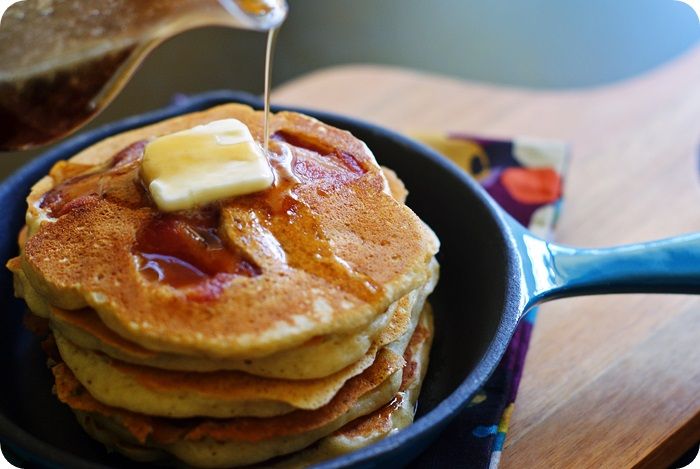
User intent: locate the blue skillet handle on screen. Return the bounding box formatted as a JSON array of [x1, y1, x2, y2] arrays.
[[517, 228, 700, 311]]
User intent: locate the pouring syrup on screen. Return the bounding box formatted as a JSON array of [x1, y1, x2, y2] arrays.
[[0, 0, 287, 151]]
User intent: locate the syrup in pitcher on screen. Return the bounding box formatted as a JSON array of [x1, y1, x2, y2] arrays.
[[0, 0, 287, 150]]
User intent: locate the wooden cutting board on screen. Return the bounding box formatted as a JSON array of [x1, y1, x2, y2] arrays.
[[272, 45, 700, 468]]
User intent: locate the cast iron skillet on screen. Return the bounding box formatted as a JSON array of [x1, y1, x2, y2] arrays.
[[0, 91, 698, 468]]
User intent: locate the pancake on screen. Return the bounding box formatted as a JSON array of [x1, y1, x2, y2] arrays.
[[267, 303, 434, 468], [7, 167, 416, 380], [10, 104, 441, 467], [380, 166, 408, 204], [9, 165, 418, 379], [61, 305, 433, 468], [52, 283, 426, 418], [20, 103, 439, 361], [10, 257, 394, 377], [10, 257, 437, 379], [7, 256, 51, 318], [73, 373, 400, 469], [49, 303, 393, 378], [54, 347, 405, 467], [74, 412, 166, 463]]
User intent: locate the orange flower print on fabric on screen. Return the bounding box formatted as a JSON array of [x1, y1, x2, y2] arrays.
[[500, 167, 561, 205]]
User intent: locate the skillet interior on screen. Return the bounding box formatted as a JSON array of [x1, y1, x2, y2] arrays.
[[0, 91, 518, 468]]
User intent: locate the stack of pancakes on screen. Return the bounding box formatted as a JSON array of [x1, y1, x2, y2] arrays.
[[7, 104, 440, 468]]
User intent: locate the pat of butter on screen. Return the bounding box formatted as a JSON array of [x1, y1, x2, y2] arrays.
[[141, 119, 273, 212]]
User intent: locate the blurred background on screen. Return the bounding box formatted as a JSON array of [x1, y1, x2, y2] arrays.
[[1, 0, 699, 175]]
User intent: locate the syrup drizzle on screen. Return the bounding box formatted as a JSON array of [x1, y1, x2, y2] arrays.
[[134, 209, 261, 288], [113, 26, 283, 290], [37, 99, 383, 303], [234, 141, 383, 304], [272, 130, 367, 175], [39, 140, 148, 217], [263, 28, 279, 153], [39, 143, 262, 290]]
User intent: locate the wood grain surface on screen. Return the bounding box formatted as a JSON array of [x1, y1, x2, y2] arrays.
[[272, 45, 700, 468]]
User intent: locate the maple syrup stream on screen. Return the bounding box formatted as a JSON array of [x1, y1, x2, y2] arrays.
[[263, 28, 278, 153]]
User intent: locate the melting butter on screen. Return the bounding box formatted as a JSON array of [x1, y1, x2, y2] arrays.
[[141, 119, 273, 212]]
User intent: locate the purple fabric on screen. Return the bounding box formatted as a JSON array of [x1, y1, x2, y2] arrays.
[[408, 134, 567, 468]]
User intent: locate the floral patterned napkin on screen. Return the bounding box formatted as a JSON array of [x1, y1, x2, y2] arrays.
[[409, 133, 568, 468]]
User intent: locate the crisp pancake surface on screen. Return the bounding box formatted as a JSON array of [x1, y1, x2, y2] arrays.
[[21, 104, 439, 359]]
